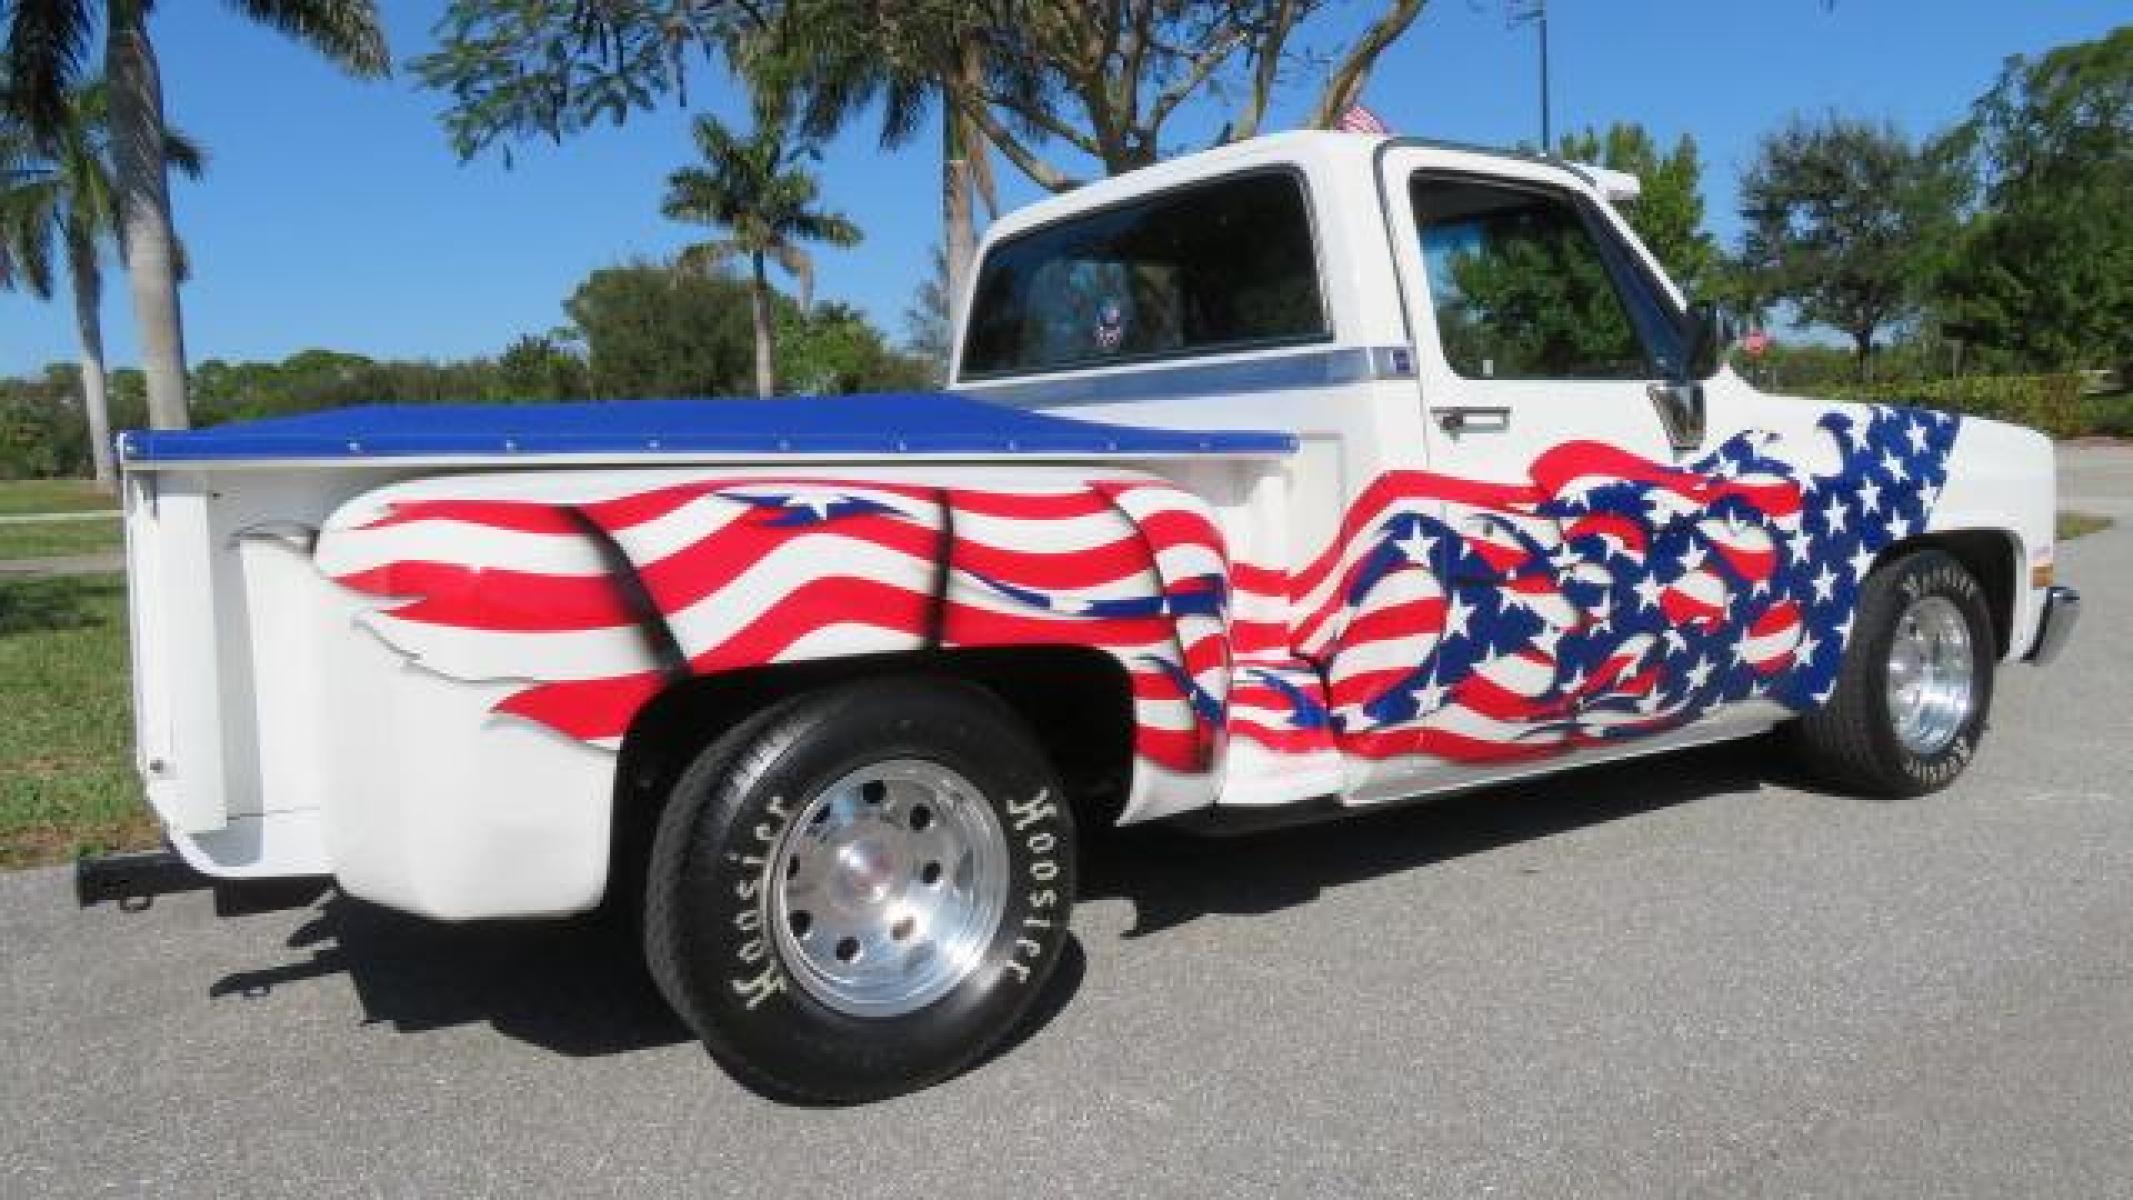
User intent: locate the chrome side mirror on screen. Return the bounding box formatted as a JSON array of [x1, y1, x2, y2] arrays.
[[1649, 300, 1721, 452], [1681, 300, 1729, 382]]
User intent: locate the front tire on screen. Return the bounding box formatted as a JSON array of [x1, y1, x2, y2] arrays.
[[1791, 548, 1995, 797], [643, 678, 1076, 1104]]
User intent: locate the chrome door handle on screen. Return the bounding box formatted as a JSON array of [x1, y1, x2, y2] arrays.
[[1433, 405, 1511, 433]]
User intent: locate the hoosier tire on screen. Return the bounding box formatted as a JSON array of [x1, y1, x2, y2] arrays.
[[1791, 548, 1995, 798], [642, 678, 1076, 1104]]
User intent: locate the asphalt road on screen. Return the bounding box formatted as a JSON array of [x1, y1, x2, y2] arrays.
[[5, 446, 2130, 1198]]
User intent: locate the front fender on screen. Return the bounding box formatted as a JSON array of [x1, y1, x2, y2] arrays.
[[1928, 415, 2057, 662]]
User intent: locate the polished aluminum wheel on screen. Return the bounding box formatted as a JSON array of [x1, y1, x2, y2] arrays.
[[767, 759, 1009, 1018], [1885, 594, 1975, 756]]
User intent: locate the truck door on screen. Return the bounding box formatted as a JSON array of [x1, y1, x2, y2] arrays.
[[1335, 148, 1747, 797]]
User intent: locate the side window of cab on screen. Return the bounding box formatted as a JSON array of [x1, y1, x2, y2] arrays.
[[1412, 176, 1684, 381], [960, 171, 1329, 380]]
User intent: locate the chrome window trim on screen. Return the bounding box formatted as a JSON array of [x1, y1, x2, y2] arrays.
[[958, 345, 1416, 408]]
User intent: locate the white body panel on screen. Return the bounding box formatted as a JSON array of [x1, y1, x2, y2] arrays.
[[119, 132, 2061, 920]]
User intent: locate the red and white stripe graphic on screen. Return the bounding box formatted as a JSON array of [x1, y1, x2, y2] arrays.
[[317, 429, 1842, 793], [318, 475, 1229, 775]]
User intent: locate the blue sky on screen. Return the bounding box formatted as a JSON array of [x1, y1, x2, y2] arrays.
[[3, 1, 2128, 375]]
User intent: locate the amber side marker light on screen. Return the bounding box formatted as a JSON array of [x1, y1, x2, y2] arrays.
[[2033, 562, 2055, 589]]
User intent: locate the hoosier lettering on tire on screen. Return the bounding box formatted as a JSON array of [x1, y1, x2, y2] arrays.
[[642, 677, 1076, 1104], [1790, 548, 1997, 798]]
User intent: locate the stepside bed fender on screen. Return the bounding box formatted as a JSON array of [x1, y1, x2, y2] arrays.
[[310, 464, 1242, 844]]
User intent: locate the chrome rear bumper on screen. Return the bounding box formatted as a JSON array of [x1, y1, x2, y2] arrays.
[[2026, 585, 2081, 666]]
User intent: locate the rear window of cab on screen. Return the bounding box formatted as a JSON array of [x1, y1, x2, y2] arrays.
[[959, 171, 1328, 379]]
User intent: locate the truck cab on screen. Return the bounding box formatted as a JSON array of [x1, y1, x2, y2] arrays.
[[955, 131, 2066, 814]]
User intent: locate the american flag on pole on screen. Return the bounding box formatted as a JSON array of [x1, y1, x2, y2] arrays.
[[1336, 104, 1392, 135]]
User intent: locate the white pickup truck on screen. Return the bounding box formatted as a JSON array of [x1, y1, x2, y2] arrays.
[[105, 131, 2078, 1102]]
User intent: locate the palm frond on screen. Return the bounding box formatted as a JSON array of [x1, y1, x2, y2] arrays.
[[60, 74, 107, 125], [4, 0, 94, 143], [662, 166, 744, 230], [2, 69, 201, 298], [771, 241, 812, 310], [61, 136, 115, 236], [877, 78, 931, 150], [161, 124, 208, 179], [222, 0, 391, 78], [49, 76, 118, 238], [0, 178, 61, 297], [673, 238, 746, 277], [791, 211, 861, 248], [61, 215, 99, 301], [0, 118, 41, 183], [691, 113, 748, 168]]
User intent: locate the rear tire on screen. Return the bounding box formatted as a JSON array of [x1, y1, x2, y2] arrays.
[[1791, 548, 1995, 797], [643, 677, 1076, 1104]]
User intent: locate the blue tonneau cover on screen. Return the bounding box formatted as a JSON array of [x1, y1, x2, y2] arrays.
[[118, 392, 1296, 464]]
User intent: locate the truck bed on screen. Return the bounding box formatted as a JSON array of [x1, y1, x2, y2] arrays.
[[117, 392, 1297, 467], [114, 389, 1294, 890]]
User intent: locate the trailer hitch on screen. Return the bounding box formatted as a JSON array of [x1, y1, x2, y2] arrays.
[[75, 848, 328, 916], [74, 848, 207, 911]]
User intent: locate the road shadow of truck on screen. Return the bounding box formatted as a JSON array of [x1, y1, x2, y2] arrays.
[[205, 737, 1789, 1067], [208, 894, 1088, 1070], [1085, 737, 1788, 940]]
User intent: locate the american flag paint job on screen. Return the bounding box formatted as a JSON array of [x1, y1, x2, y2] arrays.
[[1231, 405, 1959, 768], [317, 475, 1233, 780], [315, 405, 1956, 802]]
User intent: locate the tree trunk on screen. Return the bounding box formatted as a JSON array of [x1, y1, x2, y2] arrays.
[[1853, 330, 1874, 383], [751, 252, 775, 398], [942, 37, 984, 346], [107, 11, 190, 430], [66, 233, 116, 491], [943, 112, 976, 341]]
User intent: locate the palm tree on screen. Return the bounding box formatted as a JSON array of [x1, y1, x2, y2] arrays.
[[740, 18, 997, 331], [6, 1, 387, 429], [0, 78, 201, 488], [662, 114, 861, 398]]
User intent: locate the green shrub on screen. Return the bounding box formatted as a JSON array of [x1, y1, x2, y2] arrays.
[[2082, 392, 2133, 439], [1815, 373, 2090, 438]]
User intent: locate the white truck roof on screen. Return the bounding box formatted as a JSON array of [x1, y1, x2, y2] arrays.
[[984, 129, 1638, 244]]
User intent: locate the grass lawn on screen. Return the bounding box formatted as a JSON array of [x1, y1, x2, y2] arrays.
[[0, 575, 154, 868], [0, 478, 116, 516], [2058, 510, 2114, 541], [0, 516, 122, 560]]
